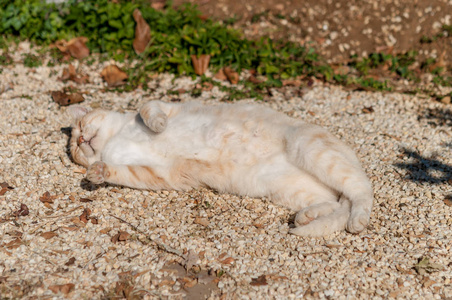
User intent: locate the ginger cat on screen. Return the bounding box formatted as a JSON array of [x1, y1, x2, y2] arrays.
[[67, 101, 373, 237]]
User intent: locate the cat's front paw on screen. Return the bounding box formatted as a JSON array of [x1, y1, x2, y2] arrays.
[[87, 161, 108, 184]]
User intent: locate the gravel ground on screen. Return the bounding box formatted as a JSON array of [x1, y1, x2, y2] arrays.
[[1, 43, 451, 299]]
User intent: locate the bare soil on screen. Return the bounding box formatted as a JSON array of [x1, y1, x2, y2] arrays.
[[173, 0, 452, 67]]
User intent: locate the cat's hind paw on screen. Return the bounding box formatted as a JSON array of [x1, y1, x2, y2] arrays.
[[346, 209, 370, 233], [87, 161, 108, 184], [294, 202, 340, 227], [140, 105, 168, 133], [146, 114, 167, 133]]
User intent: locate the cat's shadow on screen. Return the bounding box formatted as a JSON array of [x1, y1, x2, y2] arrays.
[[394, 147, 452, 184]]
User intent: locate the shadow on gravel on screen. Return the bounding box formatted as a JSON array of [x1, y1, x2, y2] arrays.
[[394, 148, 452, 184], [417, 107, 452, 127]]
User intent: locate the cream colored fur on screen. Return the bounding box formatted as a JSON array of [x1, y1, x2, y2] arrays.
[[67, 101, 373, 237]]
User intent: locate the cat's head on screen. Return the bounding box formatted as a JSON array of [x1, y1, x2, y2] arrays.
[[67, 105, 111, 168]]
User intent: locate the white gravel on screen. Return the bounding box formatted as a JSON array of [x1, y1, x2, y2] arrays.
[[0, 42, 451, 299]]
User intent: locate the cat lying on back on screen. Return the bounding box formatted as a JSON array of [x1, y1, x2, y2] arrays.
[[67, 100, 373, 237]]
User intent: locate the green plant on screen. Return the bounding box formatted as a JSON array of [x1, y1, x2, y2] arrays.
[[22, 53, 42, 67]]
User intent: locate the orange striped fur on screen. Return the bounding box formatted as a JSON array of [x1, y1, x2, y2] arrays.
[[67, 101, 373, 237]]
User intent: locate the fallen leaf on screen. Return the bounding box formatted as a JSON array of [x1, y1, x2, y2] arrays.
[[202, 82, 213, 91], [178, 276, 197, 288], [100, 227, 112, 234], [194, 217, 210, 227], [39, 191, 57, 204], [3, 238, 21, 250], [80, 198, 93, 203], [223, 66, 239, 84], [14, 204, 29, 217], [49, 283, 75, 295], [119, 231, 130, 241], [362, 106, 374, 114], [191, 54, 211, 75], [51, 91, 85, 106], [59, 64, 89, 84], [248, 75, 264, 84], [41, 231, 58, 239], [151, 0, 165, 10], [444, 198, 452, 207], [158, 279, 175, 287], [101, 65, 128, 87], [111, 231, 130, 243], [414, 257, 444, 275], [214, 68, 227, 81], [220, 257, 235, 265], [421, 277, 437, 288], [0, 182, 14, 196], [79, 208, 91, 224], [133, 9, 151, 54], [115, 281, 134, 299], [65, 257, 76, 266], [250, 275, 268, 286], [282, 79, 302, 86], [67, 37, 90, 59]]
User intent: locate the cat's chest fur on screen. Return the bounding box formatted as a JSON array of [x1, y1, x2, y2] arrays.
[[101, 106, 285, 169]]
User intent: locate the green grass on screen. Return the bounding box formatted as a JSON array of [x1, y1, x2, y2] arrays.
[[1, 0, 451, 99]]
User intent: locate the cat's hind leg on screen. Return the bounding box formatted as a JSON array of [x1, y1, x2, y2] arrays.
[[265, 165, 347, 236], [285, 124, 373, 234]]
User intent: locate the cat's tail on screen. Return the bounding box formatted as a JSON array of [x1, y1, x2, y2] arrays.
[[289, 196, 351, 237]]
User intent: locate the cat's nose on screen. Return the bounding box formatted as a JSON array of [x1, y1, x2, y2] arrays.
[[78, 136, 85, 145]]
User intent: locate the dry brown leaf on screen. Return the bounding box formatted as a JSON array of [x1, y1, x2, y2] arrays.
[[220, 257, 235, 265], [151, 0, 165, 10], [0, 182, 14, 196], [178, 277, 197, 288], [4, 238, 21, 250], [80, 198, 93, 203], [90, 217, 99, 225], [214, 68, 227, 81], [100, 227, 112, 234], [444, 198, 452, 207], [101, 65, 128, 87], [223, 66, 239, 84], [79, 208, 91, 224], [194, 217, 210, 227], [191, 54, 211, 75], [111, 231, 130, 243], [133, 9, 151, 54], [39, 191, 57, 204], [362, 106, 374, 114], [67, 37, 90, 60], [65, 257, 76, 266], [248, 75, 264, 84], [49, 283, 75, 295], [51, 91, 85, 106], [59, 64, 89, 84], [14, 204, 29, 217], [250, 275, 268, 286], [41, 231, 58, 239], [282, 79, 302, 87]]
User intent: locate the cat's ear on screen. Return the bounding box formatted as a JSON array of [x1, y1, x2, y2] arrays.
[[67, 105, 91, 121]]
